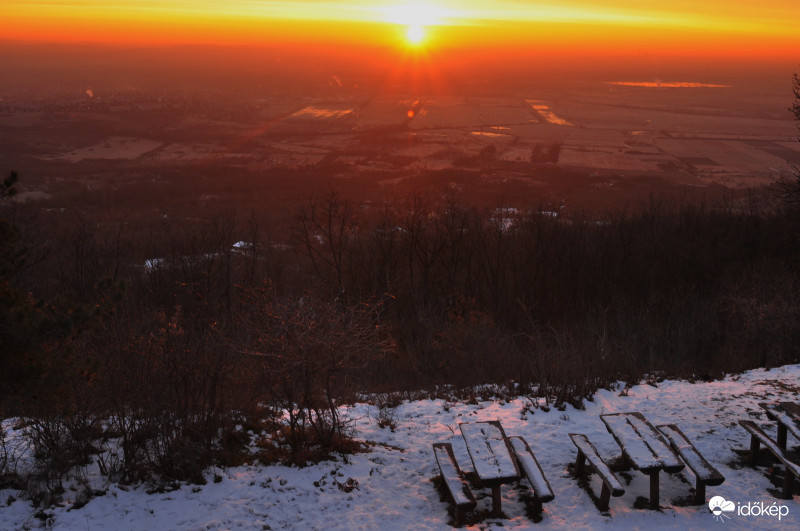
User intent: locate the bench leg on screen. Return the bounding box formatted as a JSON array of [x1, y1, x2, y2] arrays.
[[575, 450, 586, 476], [456, 507, 466, 527], [491, 485, 502, 517], [649, 472, 659, 510], [748, 435, 761, 467], [532, 495, 543, 515], [782, 470, 794, 500], [599, 483, 611, 511], [777, 424, 787, 451], [694, 480, 706, 505]]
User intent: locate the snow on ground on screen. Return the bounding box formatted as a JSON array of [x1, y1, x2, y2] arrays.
[[3, 365, 800, 530], [58, 137, 162, 162]]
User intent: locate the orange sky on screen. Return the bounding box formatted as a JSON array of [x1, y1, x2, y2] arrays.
[[4, 1, 799, 61]]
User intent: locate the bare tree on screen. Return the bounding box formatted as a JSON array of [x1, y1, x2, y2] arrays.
[[0, 171, 17, 200], [398, 195, 445, 303], [293, 190, 357, 297], [776, 72, 800, 206]]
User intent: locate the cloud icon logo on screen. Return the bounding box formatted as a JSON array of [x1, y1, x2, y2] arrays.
[[709, 496, 735, 522]]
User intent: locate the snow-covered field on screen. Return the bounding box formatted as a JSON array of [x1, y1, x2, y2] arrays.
[[58, 137, 163, 162], [3, 365, 800, 530]]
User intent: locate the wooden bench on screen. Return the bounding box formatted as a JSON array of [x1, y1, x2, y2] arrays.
[[509, 436, 554, 514], [602, 413, 685, 473], [739, 420, 800, 499], [601, 412, 684, 509], [569, 433, 625, 511], [657, 424, 725, 504], [433, 442, 477, 526]]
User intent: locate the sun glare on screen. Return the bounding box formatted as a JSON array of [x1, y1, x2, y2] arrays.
[[406, 25, 425, 45], [382, 2, 449, 26], [382, 1, 454, 47]]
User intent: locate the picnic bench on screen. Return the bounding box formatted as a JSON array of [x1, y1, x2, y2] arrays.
[[600, 412, 685, 510], [759, 402, 800, 451], [459, 421, 520, 516], [739, 419, 800, 499], [656, 424, 725, 504], [569, 433, 625, 511], [432, 421, 555, 524], [433, 442, 477, 526]]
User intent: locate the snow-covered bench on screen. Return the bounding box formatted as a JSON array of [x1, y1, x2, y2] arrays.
[[739, 419, 800, 499], [600, 412, 684, 509], [508, 436, 554, 514], [433, 442, 477, 526], [569, 433, 625, 511], [656, 424, 725, 504]]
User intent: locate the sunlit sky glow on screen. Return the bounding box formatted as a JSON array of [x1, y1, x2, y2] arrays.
[[4, 1, 800, 58]]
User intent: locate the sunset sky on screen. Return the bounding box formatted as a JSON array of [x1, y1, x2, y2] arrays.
[[4, 1, 800, 61]]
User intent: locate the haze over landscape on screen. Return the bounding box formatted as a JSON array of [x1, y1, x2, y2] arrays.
[[3, 1, 800, 216], [2, 2, 800, 529]]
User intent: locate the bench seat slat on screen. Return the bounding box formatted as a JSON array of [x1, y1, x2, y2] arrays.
[[760, 402, 800, 442], [739, 420, 800, 477], [509, 436, 554, 503], [781, 402, 800, 418], [657, 424, 725, 486], [433, 443, 477, 510], [569, 433, 625, 496]]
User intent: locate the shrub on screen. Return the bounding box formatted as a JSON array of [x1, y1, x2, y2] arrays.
[[238, 287, 392, 462]]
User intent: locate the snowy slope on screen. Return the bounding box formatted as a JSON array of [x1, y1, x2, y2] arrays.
[[3, 365, 800, 530]]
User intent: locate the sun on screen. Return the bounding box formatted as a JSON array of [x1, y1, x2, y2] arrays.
[[406, 24, 425, 45]]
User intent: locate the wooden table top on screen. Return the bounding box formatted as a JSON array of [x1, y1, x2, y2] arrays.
[[600, 412, 684, 473], [459, 421, 519, 486]]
